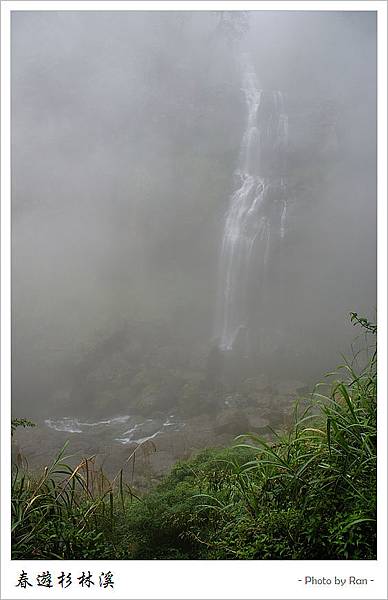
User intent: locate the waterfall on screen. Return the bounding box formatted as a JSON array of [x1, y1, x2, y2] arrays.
[[215, 55, 288, 351]]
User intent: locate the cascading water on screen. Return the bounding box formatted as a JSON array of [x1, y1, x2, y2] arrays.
[[215, 55, 288, 351]]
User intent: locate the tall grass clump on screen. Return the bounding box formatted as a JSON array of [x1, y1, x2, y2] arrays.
[[11, 442, 142, 559], [181, 313, 377, 558]]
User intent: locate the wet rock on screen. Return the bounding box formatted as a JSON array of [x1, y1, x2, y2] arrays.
[[214, 409, 250, 436], [275, 380, 307, 397], [222, 393, 242, 409], [242, 374, 270, 394], [245, 409, 270, 432]]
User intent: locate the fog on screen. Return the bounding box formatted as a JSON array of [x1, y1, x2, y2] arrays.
[[11, 11, 376, 473]]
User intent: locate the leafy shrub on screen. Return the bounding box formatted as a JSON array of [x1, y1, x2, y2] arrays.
[[11, 419, 35, 436]]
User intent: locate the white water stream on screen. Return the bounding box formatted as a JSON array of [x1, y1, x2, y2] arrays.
[[45, 414, 185, 445]]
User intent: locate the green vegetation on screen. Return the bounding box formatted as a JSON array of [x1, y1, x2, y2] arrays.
[[11, 419, 35, 437], [11, 314, 376, 560]]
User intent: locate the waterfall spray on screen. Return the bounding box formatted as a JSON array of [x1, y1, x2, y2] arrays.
[[215, 54, 288, 351]]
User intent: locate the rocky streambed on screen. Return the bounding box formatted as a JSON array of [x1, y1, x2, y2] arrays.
[[12, 378, 310, 491]]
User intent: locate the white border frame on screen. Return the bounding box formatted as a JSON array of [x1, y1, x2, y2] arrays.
[[1, 2, 387, 599]]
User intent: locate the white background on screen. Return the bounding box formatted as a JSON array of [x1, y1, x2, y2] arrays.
[[1, 2, 387, 599]]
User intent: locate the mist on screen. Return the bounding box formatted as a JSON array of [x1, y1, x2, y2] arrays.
[[11, 11, 376, 475]]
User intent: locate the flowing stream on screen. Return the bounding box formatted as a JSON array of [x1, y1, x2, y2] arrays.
[[215, 54, 289, 350], [45, 414, 185, 445]]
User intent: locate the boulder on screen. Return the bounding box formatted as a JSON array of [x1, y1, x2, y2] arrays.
[[214, 408, 250, 436], [275, 380, 307, 397], [245, 409, 270, 432]]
